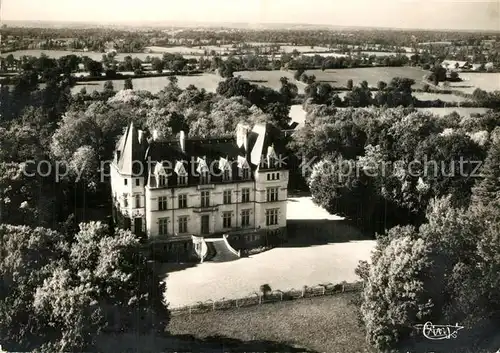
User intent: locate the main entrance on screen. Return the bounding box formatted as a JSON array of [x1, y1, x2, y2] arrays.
[[134, 217, 143, 236], [201, 215, 210, 235]]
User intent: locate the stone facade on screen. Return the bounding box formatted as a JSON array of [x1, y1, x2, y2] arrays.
[[110, 122, 289, 262]]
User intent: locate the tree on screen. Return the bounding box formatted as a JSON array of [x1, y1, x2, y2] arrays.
[[124, 78, 133, 90], [151, 57, 164, 73], [0, 222, 169, 352], [471, 140, 500, 206], [103, 80, 114, 92], [360, 227, 433, 351], [377, 81, 387, 91], [346, 79, 353, 90], [85, 59, 103, 77]]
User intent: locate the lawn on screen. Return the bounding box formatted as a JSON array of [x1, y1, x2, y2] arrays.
[[71, 73, 223, 94], [298, 67, 429, 89], [162, 197, 375, 308], [168, 292, 374, 353]]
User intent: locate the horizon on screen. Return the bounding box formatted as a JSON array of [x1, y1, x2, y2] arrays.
[[2, 0, 500, 32]]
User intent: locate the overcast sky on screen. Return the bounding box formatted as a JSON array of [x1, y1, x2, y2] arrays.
[[3, 0, 500, 31]]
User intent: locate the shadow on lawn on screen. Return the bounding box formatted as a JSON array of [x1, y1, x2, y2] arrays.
[[285, 218, 372, 247], [97, 332, 318, 353], [172, 334, 319, 352]]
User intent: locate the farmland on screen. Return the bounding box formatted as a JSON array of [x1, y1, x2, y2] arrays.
[[448, 72, 500, 93], [70, 73, 223, 94], [297, 67, 429, 89]]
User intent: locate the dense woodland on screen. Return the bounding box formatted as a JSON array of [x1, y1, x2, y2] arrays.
[[1, 31, 500, 352]]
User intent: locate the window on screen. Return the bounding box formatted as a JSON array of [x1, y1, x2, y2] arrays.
[[242, 166, 250, 180], [135, 194, 141, 208], [267, 174, 270, 181], [178, 175, 187, 185], [178, 194, 187, 209], [201, 191, 210, 208], [178, 216, 188, 233], [267, 187, 279, 202], [200, 171, 209, 184], [223, 169, 231, 182], [124, 179, 128, 185], [123, 194, 128, 207], [158, 196, 168, 211], [223, 190, 232, 204], [223, 212, 232, 228], [135, 178, 140, 186], [158, 217, 169, 235], [266, 209, 279, 226], [241, 188, 250, 203], [276, 172, 280, 180], [158, 174, 167, 187], [241, 209, 250, 227]]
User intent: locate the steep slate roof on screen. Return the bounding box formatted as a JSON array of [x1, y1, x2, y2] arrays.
[[115, 123, 147, 176], [115, 122, 287, 186]]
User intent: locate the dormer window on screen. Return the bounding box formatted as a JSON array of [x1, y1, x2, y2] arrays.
[[154, 162, 167, 188], [178, 175, 187, 185], [197, 157, 210, 184], [238, 156, 250, 180], [242, 167, 249, 179], [219, 157, 231, 182], [158, 175, 167, 187], [200, 171, 210, 184], [174, 161, 188, 186], [223, 169, 231, 182]]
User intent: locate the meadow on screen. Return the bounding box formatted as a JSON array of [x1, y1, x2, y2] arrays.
[[70, 73, 223, 94], [448, 72, 500, 93], [299, 67, 429, 89]]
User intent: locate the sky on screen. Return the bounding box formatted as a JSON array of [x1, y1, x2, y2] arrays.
[[2, 0, 500, 31]]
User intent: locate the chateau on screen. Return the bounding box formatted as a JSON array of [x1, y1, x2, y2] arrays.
[[110, 122, 289, 261]]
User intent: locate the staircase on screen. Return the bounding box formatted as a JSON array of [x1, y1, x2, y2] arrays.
[[195, 235, 241, 263], [207, 239, 240, 262]]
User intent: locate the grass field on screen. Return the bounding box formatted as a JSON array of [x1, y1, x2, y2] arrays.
[[168, 292, 373, 353], [448, 72, 500, 93], [300, 67, 429, 89], [234, 69, 299, 92], [417, 107, 489, 116], [71, 73, 223, 94]]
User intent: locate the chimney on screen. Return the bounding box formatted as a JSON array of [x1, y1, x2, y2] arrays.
[[179, 131, 185, 152], [152, 130, 159, 141], [138, 130, 144, 144]]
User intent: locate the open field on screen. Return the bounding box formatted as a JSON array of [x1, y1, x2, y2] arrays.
[[448, 72, 500, 93], [300, 67, 429, 89], [5, 49, 202, 61], [413, 92, 470, 102], [290, 104, 307, 127], [169, 292, 373, 353], [234, 69, 299, 92], [417, 107, 489, 116], [162, 197, 375, 308], [70, 73, 223, 94]]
